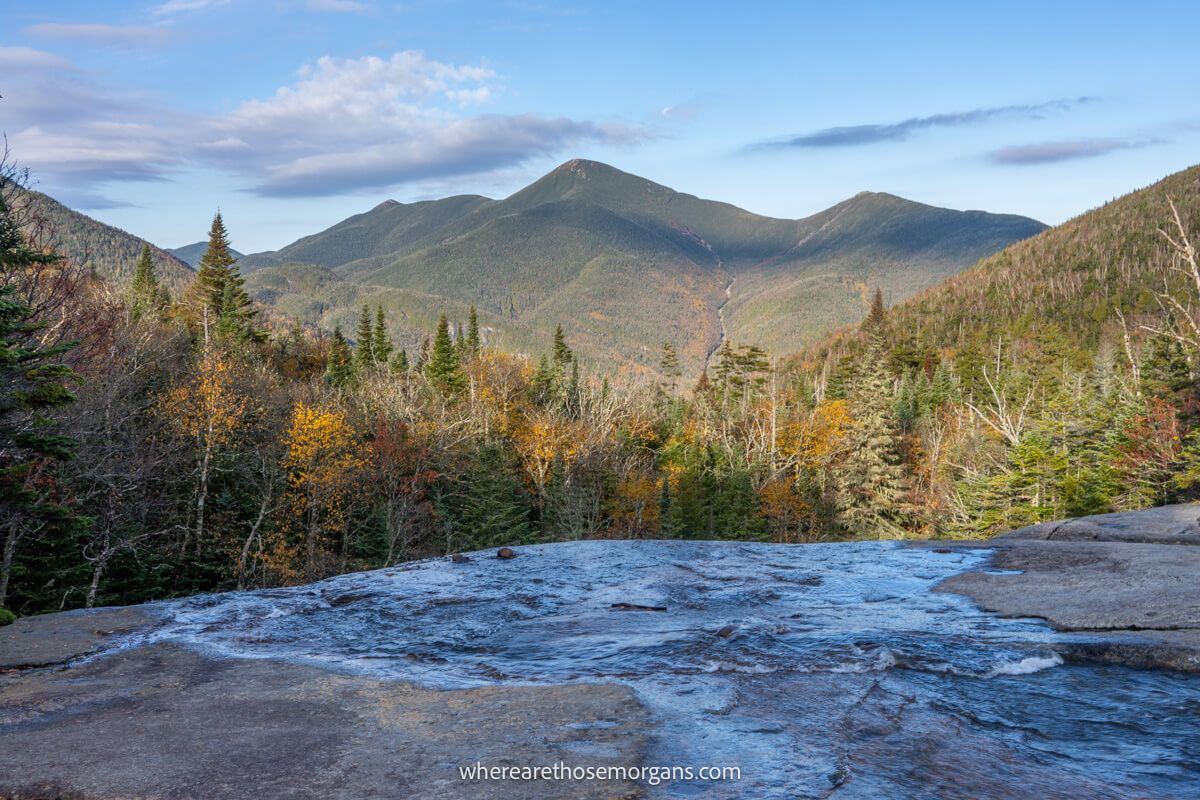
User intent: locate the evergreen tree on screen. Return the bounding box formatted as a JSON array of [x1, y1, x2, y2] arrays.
[[424, 314, 465, 394], [659, 342, 681, 392], [552, 324, 573, 367], [835, 304, 908, 538], [1141, 333, 1193, 398], [0, 196, 82, 608], [128, 244, 162, 320], [531, 354, 554, 404], [465, 305, 481, 356], [415, 335, 431, 370], [447, 444, 533, 550], [372, 306, 393, 366], [659, 477, 676, 537], [864, 286, 887, 336], [390, 348, 410, 375], [323, 326, 354, 387], [926, 359, 957, 409], [354, 305, 375, 372], [191, 212, 259, 341], [713, 467, 766, 540]]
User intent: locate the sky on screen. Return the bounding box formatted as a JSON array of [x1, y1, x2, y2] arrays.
[[2, 0, 1199, 253]]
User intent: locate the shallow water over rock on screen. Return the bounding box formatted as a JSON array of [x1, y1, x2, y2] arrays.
[[134, 540, 1200, 798]]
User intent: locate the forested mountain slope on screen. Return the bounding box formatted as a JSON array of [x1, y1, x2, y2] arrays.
[[17, 190, 194, 292], [886, 164, 1200, 356], [243, 159, 1044, 377]]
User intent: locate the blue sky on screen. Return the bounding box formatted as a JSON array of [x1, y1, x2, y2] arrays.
[[2, 0, 1198, 252]]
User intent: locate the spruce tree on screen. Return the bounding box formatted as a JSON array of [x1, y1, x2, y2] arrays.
[[835, 302, 908, 538], [416, 335, 431, 370], [0, 194, 81, 607], [448, 444, 533, 550], [323, 326, 354, 387], [659, 477, 676, 537], [128, 244, 162, 319], [552, 324, 573, 367], [1141, 334, 1193, 398], [465, 305, 481, 356], [424, 314, 465, 394], [864, 286, 887, 335], [372, 306, 393, 366], [354, 305, 375, 372], [390, 348, 410, 375], [531, 354, 554, 404], [659, 342, 681, 391], [192, 212, 259, 341]]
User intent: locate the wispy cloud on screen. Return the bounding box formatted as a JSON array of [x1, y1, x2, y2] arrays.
[[25, 23, 171, 48], [755, 98, 1098, 150], [661, 99, 703, 122], [988, 137, 1158, 165], [152, 0, 230, 16], [0, 45, 74, 70], [1, 49, 647, 202], [306, 0, 369, 12]]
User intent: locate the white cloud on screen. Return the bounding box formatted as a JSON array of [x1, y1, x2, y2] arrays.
[[307, 0, 369, 12], [152, 0, 230, 16], [2, 49, 647, 200], [0, 46, 73, 71], [25, 23, 171, 48]]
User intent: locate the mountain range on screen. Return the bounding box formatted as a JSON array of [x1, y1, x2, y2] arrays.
[[237, 159, 1046, 377], [19, 159, 1049, 376]]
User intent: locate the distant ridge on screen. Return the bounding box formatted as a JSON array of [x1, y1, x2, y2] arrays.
[[242, 159, 1045, 377], [875, 163, 1200, 354], [18, 190, 194, 291], [169, 241, 245, 267]]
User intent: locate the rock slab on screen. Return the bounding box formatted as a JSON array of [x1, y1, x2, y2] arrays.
[[932, 504, 1200, 671], [1, 633, 647, 799]]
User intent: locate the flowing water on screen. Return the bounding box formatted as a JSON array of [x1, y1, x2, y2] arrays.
[[126, 541, 1200, 798]]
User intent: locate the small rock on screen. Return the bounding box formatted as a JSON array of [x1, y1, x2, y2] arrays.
[[496, 547, 517, 560], [715, 624, 737, 638], [451, 553, 470, 563], [932, 548, 952, 554], [610, 603, 667, 612]]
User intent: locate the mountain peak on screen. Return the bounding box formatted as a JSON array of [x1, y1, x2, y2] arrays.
[[553, 158, 616, 177]]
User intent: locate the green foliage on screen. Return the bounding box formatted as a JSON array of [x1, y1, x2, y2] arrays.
[[465, 305, 481, 356], [834, 329, 908, 537], [424, 314, 465, 394], [443, 444, 534, 550], [193, 212, 262, 342], [390, 348, 409, 375], [372, 306, 393, 365], [14, 189, 193, 291], [129, 244, 167, 319], [0, 208, 79, 517], [324, 326, 354, 387], [0, 607, 14, 626], [236, 160, 1041, 380], [354, 305, 375, 371]]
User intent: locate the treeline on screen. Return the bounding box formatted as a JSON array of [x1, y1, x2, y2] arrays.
[[4, 163, 1200, 618]]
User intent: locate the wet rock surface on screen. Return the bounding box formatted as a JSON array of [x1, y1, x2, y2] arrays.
[[931, 503, 1200, 671], [2, 522, 1200, 798]]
